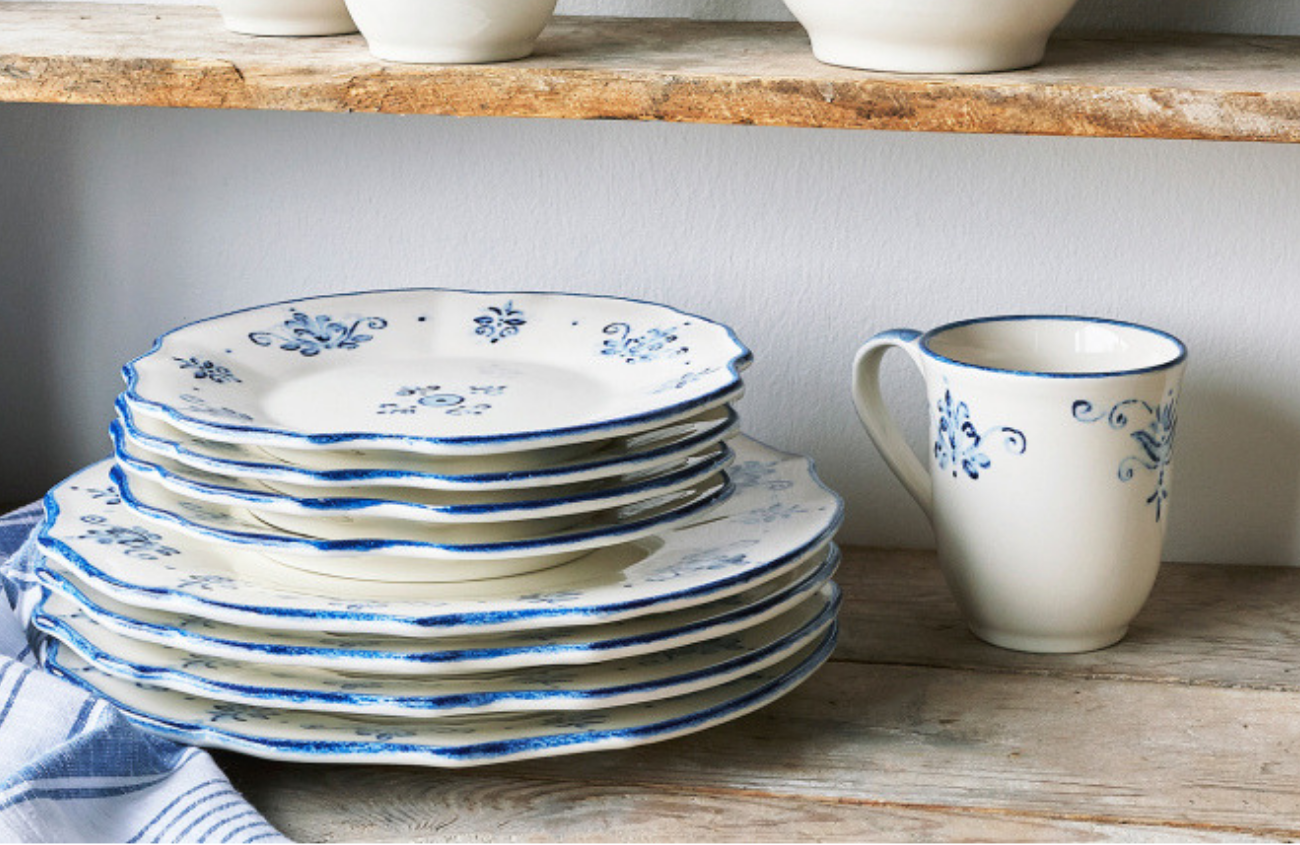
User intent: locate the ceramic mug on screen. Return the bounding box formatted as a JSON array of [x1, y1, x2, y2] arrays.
[[852, 316, 1187, 653]]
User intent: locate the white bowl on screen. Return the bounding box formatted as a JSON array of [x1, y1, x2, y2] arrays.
[[215, 0, 357, 36], [781, 0, 1079, 74], [344, 0, 558, 64]]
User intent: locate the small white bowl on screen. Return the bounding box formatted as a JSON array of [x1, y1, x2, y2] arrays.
[[344, 0, 559, 64], [215, 0, 357, 36], [781, 0, 1080, 74]]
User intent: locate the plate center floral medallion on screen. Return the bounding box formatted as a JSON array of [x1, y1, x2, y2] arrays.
[[257, 359, 608, 438]]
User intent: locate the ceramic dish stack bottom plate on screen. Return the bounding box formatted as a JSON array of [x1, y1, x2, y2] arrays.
[[104, 288, 756, 579], [32, 582, 840, 717], [32, 431, 845, 766], [40, 632, 836, 767]]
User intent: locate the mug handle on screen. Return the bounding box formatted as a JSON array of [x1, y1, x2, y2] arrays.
[[851, 329, 933, 519]]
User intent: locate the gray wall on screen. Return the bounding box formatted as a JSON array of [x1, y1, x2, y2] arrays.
[[3, 0, 1299, 565]]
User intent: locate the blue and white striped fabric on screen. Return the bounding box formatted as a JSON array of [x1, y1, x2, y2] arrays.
[[0, 503, 285, 843]]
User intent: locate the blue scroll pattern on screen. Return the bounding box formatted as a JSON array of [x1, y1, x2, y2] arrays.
[[1072, 391, 1178, 521]]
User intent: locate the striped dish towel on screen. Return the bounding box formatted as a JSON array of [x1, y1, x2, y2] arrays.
[[0, 503, 286, 843]]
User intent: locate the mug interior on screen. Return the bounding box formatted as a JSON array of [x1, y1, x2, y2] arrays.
[[922, 316, 1185, 376]]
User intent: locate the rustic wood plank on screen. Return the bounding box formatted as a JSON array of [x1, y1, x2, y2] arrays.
[[216, 659, 1300, 839], [3, 3, 1300, 141], [421, 663, 1300, 836], [214, 753, 1273, 843], [835, 548, 1300, 691]]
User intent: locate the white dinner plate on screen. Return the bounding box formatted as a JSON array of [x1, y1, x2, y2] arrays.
[[36, 544, 837, 673], [123, 288, 751, 455], [115, 397, 741, 491], [111, 458, 732, 581], [40, 629, 835, 767], [37, 438, 841, 636], [114, 425, 735, 526], [33, 583, 839, 717]]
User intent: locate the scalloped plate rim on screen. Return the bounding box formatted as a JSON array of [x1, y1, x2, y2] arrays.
[[122, 287, 753, 455], [39, 628, 835, 767], [36, 439, 844, 635], [31, 585, 840, 716]]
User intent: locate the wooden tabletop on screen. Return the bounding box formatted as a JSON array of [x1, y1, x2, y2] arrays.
[[215, 546, 1300, 842], [4, 3, 1300, 142]]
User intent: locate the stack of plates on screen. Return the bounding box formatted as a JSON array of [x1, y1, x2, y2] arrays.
[[32, 289, 844, 766]]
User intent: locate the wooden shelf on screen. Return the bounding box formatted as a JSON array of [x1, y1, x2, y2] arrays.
[[3, 3, 1300, 142], [217, 547, 1300, 842]]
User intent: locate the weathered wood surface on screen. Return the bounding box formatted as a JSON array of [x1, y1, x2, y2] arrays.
[[839, 548, 1300, 691], [213, 759, 1276, 843], [3, 4, 1300, 142], [216, 549, 1300, 842]]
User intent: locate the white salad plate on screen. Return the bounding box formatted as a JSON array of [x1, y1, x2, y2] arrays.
[[38, 439, 842, 636], [40, 630, 836, 767], [122, 288, 751, 456], [113, 425, 735, 526], [37, 544, 837, 673], [34, 583, 839, 717], [111, 459, 733, 582], [115, 397, 741, 492]]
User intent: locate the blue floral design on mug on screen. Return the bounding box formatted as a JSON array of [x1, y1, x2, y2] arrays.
[[1073, 391, 1178, 521], [934, 389, 1027, 480]]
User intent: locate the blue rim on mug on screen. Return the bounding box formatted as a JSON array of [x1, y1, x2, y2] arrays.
[[916, 315, 1188, 379]]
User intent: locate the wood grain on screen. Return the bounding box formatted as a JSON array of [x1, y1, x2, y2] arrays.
[[835, 547, 1300, 692], [3, 3, 1300, 142], [437, 664, 1300, 836], [215, 755, 1274, 843]]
